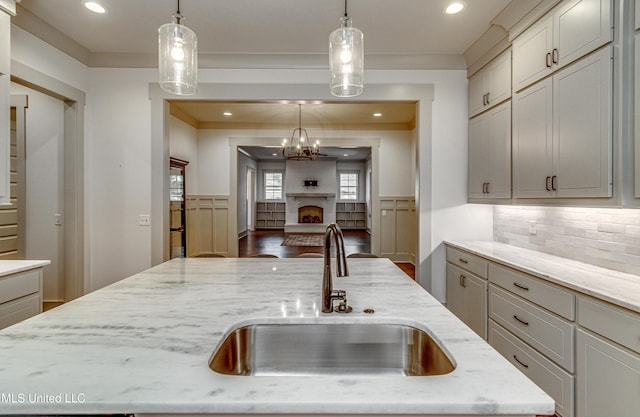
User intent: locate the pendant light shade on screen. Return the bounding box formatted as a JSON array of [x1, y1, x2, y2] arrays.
[[159, 1, 198, 95], [329, 1, 364, 97]]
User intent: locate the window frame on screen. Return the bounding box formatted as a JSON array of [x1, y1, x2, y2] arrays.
[[338, 171, 359, 201], [263, 170, 285, 201]]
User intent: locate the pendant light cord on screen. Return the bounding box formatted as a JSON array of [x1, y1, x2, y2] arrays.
[[175, 0, 182, 23], [344, 0, 348, 17]]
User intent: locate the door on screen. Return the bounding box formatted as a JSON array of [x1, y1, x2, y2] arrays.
[[169, 158, 188, 258]]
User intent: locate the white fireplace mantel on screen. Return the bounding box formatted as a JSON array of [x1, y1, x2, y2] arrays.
[[285, 193, 336, 200]]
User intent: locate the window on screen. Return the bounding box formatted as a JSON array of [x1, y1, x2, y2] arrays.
[[339, 172, 358, 200], [264, 171, 283, 200]]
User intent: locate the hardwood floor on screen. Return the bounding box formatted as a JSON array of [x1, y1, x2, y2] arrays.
[[238, 229, 415, 279]]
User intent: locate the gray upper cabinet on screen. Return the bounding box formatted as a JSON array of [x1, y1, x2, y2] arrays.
[[468, 50, 511, 118], [636, 0, 640, 30], [513, 47, 612, 199], [512, 0, 613, 92], [468, 101, 511, 200], [636, 32, 640, 198]]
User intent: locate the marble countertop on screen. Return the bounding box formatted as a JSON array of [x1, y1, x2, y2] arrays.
[[0, 258, 553, 416], [0, 260, 50, 278], [446, 240, 640, 313]]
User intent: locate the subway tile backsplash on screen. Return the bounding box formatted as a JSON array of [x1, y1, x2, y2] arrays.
[[494, 206, 640, 276]]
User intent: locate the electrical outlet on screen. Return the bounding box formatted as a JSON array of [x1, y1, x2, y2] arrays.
[[54, 214, 63, 226], [139, 214, 151, 226], [528, 220, 537, 235]]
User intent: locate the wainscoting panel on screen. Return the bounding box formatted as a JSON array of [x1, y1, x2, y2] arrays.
[[186, 195, 230, 257], [379, 197, 416, 263]]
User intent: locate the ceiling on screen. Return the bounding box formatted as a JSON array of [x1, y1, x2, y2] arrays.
[[12, 0, 518, 162], [15, 0, 514, 69]]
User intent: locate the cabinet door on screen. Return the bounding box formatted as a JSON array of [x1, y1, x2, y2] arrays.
[[468, 71, 488, 118], [487, 50, 512, 108], [0, 12, 9, 76], [0, 75, 8, 205], [576, 329, 640, 417], [513, 77, 553, 198], [513, 15, 554, 92], [464, 273, 487, 339], [446, 263, 487, 339], [446, 263, 467, 322], [468, 114, 489, 199], [487, 101, 511, 199], [554, 47, 612, 197], [636, 32, 640, 198], [636, 0, 640, 30], [554, 0, 612, 71]]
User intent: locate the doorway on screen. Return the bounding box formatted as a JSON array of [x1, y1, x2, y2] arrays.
[[246, 167, 255, 232], [169, 157, 188, 258]]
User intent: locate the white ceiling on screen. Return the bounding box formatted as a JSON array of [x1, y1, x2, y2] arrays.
[[13, 0, 517, 162], [15, 0, 513, 69]]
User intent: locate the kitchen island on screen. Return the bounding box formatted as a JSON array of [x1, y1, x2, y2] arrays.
[[0, 258, 553, 416]]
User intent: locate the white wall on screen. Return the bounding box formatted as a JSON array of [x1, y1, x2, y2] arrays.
[[12, 24, 494, 295], [169, 116, 198, 195], [10, 82, 65, 302]]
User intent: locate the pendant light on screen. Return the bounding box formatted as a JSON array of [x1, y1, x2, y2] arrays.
[[329, 0, 364, 97], [282, 104, 320, 160], [158, 0, 198, 95]]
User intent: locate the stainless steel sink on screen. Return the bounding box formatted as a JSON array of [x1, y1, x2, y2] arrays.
[[209, 322, 455, 376]]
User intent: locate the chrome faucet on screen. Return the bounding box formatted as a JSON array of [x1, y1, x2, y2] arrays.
[[322, 223, 351, 313]]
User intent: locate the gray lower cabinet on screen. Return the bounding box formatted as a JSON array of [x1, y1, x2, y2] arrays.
[[445, 247, 488, 339], [0, 268, 43, 330], [576, 297, 640, 417]]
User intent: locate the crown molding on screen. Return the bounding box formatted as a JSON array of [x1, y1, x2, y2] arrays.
[[13, 3, 91, 64], [0, 0, 16, 16], [12, 3, 465, 71]]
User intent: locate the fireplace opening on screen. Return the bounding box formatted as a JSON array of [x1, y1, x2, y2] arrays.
[[298, 205, 323, 224]]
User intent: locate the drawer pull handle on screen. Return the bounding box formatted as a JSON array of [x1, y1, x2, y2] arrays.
[[513, 282, 529, 291], [459, 258, 468, 264], [513, 355, 529, 369], [513, 315, 529, 326]]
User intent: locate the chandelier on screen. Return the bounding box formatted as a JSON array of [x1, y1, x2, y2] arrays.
[[282, 104, 320, 160], [158, 0, 198, 95], [329, 0, 364, 97]]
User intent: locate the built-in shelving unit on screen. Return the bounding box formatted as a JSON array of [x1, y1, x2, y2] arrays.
[[255, 202, 286, 229], [336, 202, 366, 229]]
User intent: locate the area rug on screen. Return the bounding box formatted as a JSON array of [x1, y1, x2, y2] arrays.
[[281, 234, 324, 247]]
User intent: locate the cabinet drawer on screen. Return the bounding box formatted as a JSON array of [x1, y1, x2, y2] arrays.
[[489, 321, 574, 417], [0, 293, 41, 330], [0, 269, 41, 304], [489, 285, 574, 372], [445, 246, 487, 279], [489, 263, 575, 320], [578, 297, 640, 354]]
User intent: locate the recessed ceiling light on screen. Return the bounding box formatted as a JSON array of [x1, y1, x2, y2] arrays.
[[373, 113, 382, 117], [272, 153, 278, 156], [444, 2, 465, 15], [83, 1, 107, 14], [223, 112, 232, 116], [343, 154, 349, 157]]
